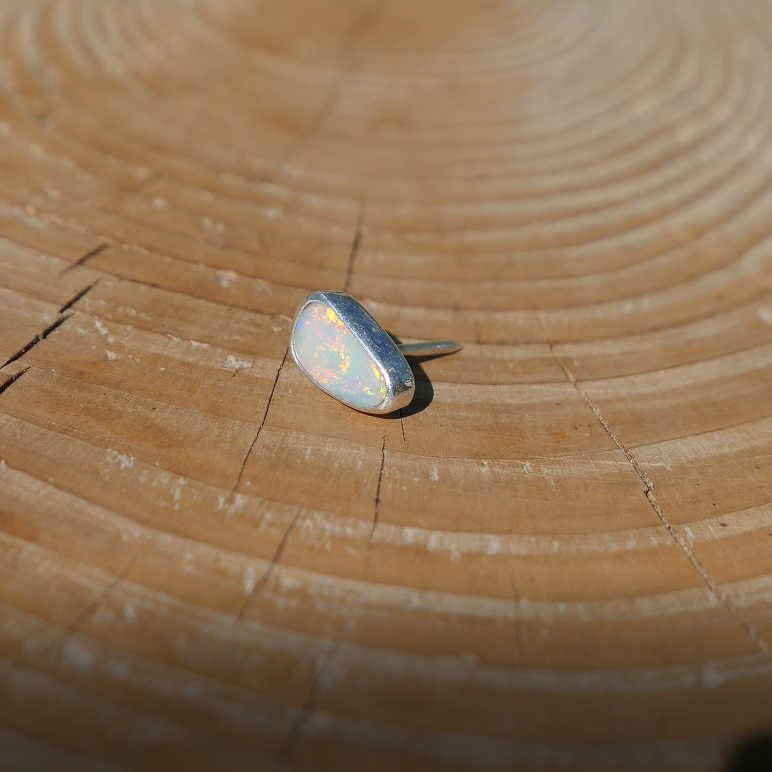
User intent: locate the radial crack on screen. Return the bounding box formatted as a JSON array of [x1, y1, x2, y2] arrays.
[[343, 197, 366, 293], [550, 343, 655, 490], [2, 278, 98, 370], [0, 367, 29, 397], [1, 313, 72, 369], [543, 329, 770, 656], [281, 0, 381, 160], [370, 436, 387, 539], [0, 557, 135, 686], [58, 557, 136, 641], [59, 279, 100, 313], [273, 639, 336, 770], [235, 506, 301, 621], [231, 347, 288, 496], [58, 242, 108, 275]]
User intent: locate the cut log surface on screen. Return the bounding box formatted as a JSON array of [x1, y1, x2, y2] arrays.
[[1, 0, 772, 769]]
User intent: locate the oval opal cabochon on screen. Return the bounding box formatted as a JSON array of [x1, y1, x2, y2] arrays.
[[292, 302, 388, 410]]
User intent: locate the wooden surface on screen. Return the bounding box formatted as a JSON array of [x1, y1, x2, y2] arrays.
[[1, 0, 772, 769]]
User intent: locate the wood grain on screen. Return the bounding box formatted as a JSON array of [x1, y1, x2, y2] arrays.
[[1, 0, 772, 769]]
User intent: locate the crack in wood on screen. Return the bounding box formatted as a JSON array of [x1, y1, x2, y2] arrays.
[[1, 314, 72, 369], [235, 505, 302, 621], [230, 347, 289, 498], [343, 197, 366, 293], [0, 556, 136, 687], [59, 279, 100, 313], [281, 1, 381, 161], [363, 435, 388, 563], [1, 279, 99, 369], [57, 557, 137, 643], [282, 86, 341, 161], [478, 320, 527, 663], [540, 321, 771, 657], [273, 639, 337, 770], [370, 436, 387, 538], [57, 242, 108, 276], [0, 367, 30, 397]]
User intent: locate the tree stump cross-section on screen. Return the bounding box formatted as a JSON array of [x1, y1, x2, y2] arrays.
[[1, 1, 772, 770]]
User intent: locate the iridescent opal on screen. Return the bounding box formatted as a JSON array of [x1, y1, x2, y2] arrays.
[[292, 301, 388, 410]]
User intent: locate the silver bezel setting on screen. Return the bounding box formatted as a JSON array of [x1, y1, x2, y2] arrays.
[[290, 291, 414, 415]]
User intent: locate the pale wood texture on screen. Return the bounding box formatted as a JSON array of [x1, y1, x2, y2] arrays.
[[1, 1, 772, 769]]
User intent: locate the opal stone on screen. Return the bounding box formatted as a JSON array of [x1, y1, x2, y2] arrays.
[[292, 301, 388, 410]]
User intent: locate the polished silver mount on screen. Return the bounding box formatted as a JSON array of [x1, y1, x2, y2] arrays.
[[290, 291, 462, 415]]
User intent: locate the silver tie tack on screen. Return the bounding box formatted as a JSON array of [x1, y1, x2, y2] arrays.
[[290, 291, 462, 414]]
